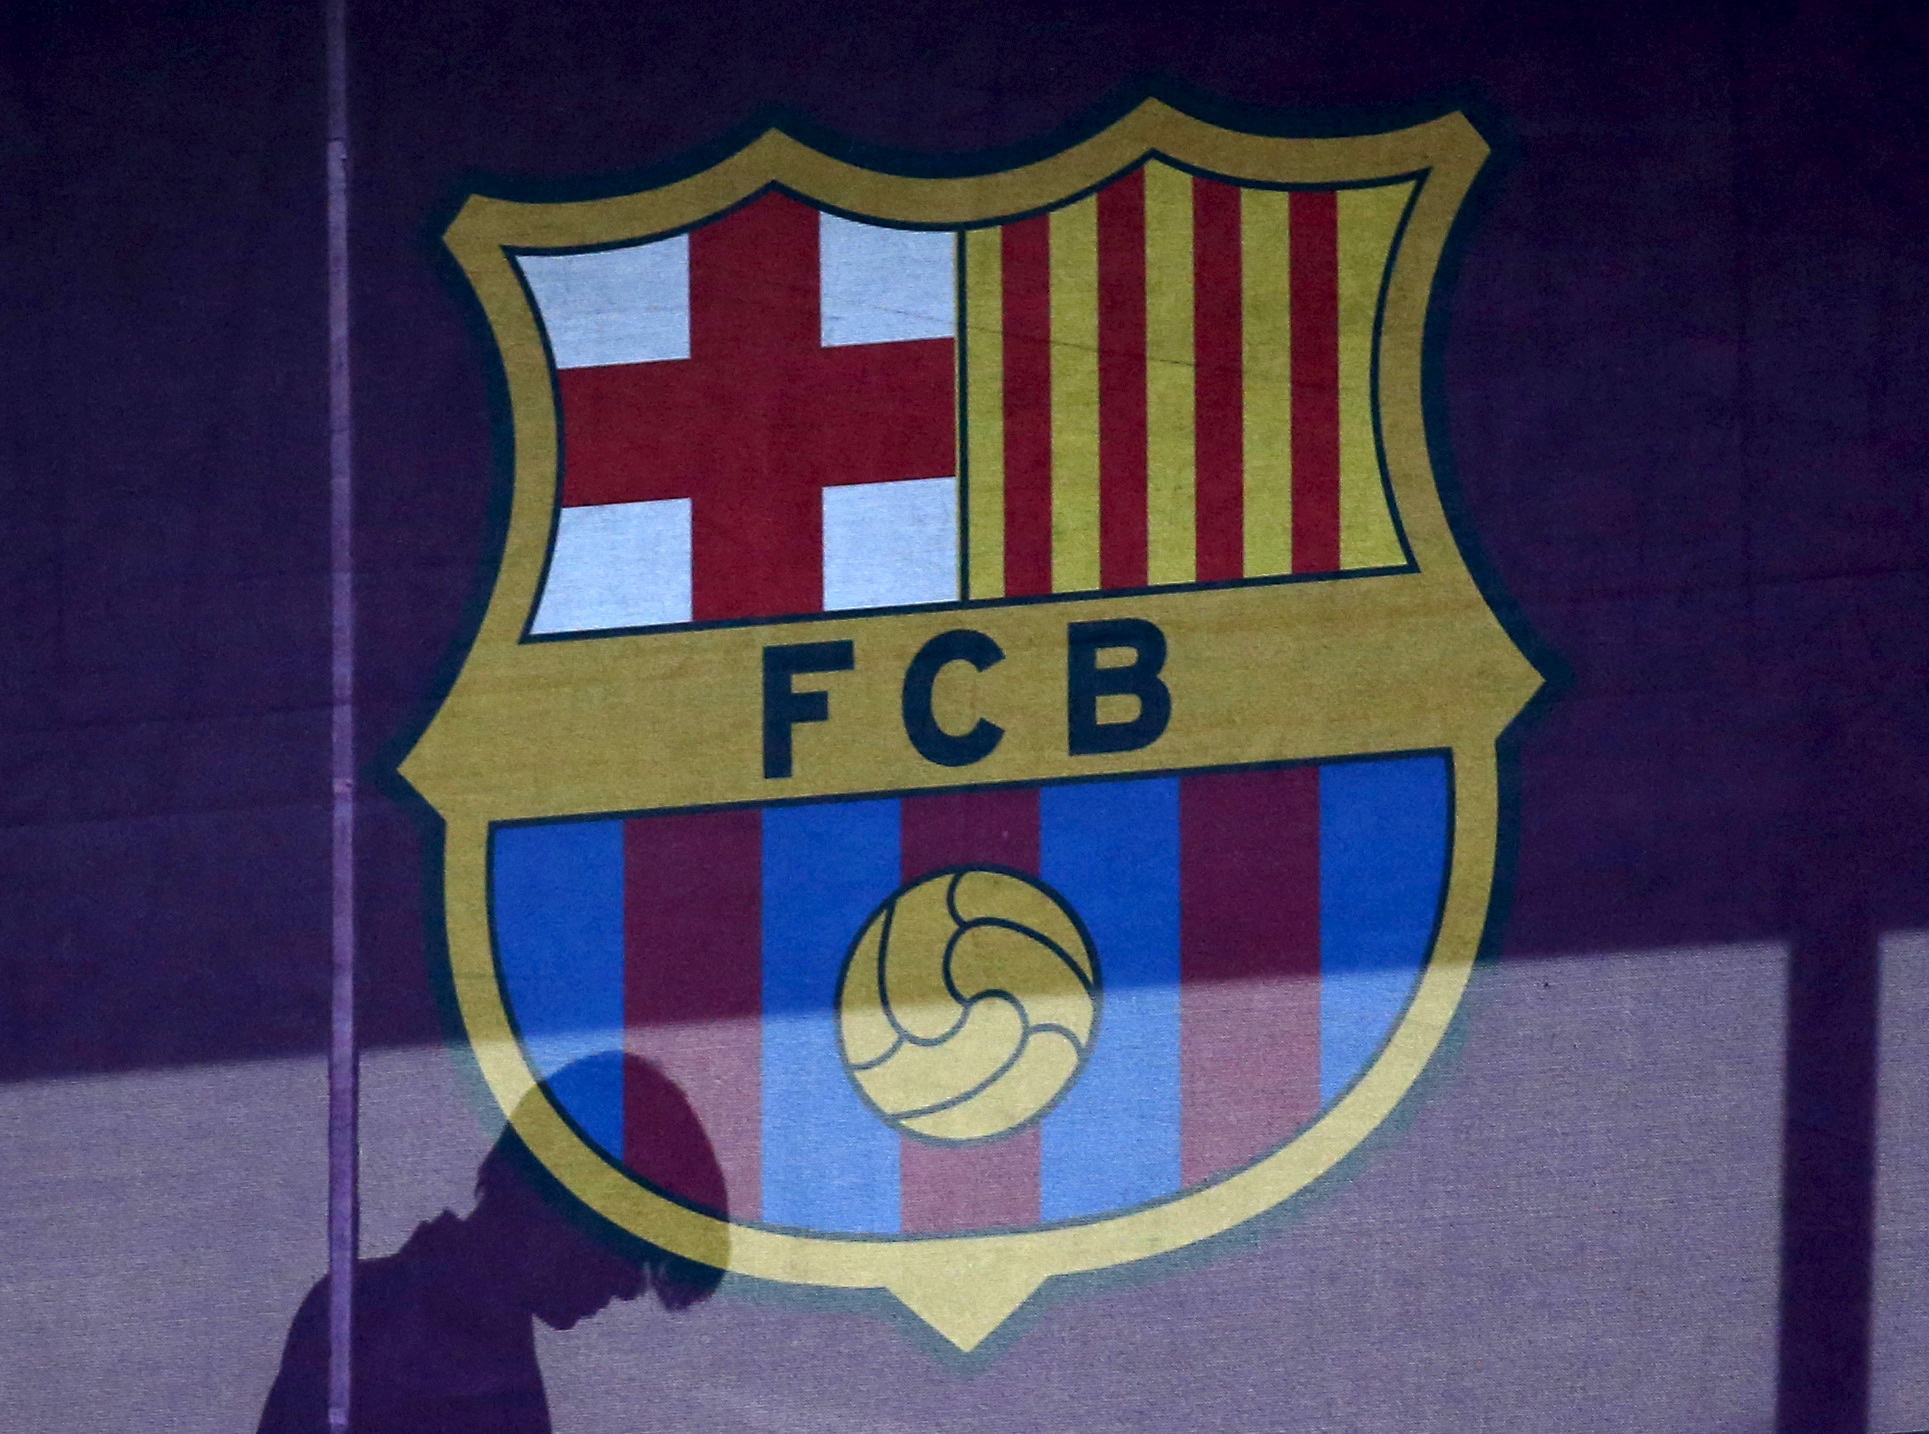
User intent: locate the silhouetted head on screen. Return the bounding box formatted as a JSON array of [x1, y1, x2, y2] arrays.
[[471, 1053, 727, 1329]]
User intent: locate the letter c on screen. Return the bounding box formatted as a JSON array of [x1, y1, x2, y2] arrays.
[[901, 630, 1005, 767]]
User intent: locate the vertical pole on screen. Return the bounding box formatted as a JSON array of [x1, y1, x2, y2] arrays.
[[324, 0, 357, 1428]]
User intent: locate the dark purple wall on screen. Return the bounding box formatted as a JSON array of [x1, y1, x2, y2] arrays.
[[4, 2, 1926, 1426]]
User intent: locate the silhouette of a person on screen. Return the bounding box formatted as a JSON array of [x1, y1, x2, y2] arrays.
[[259, 1054, 726, 1434]]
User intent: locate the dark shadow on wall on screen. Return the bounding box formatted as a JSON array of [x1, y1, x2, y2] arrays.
[[257, 1054, 726, 1434], [1774, 703, 1896, 1434], [1777, 882, 1877, 1433]]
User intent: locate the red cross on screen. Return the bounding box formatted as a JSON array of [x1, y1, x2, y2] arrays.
[[555, 192, 957, 622]]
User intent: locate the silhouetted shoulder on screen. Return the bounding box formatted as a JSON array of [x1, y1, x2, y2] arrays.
[[257, 1218, 550, 1434], [257, 1276, 327, 1434]]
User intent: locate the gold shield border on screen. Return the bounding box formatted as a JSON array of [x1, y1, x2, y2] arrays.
[[411, 100, 1542, 1350]]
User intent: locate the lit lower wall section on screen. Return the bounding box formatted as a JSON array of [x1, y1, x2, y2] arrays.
[[0, 1057, 325, 1434], [0, 940, 1831, 1433], [359, 941, 1789, 1434], [1875, 930, 1929, 1434]]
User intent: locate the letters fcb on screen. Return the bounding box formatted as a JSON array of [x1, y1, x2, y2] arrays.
[[764, 618, 1171, 779], [402, 95, 1544, 1349]]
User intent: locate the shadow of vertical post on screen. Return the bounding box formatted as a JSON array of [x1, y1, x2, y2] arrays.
[[1776, 712, 1879, 1432]]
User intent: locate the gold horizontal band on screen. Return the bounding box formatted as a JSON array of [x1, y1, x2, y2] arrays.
[[402, 572, 1535, 824]]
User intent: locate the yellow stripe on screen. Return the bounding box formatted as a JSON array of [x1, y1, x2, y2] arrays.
[[1239, 188, 1293, 577], [1337, 182, 1412, 569], [1143, 162, 1196, 587], [1048, 196, 1101, 593], [963, 228, 1005, 598]]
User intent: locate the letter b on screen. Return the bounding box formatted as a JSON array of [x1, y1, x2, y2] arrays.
[[1067, 618, 1171, 756]]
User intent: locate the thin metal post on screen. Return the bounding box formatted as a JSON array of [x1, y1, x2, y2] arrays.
[[324, 0, 357, 1427]]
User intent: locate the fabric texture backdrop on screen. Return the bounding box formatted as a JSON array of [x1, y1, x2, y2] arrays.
[[2, 2, 1926, 1430]]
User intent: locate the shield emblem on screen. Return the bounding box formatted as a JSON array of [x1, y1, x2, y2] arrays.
[[401, 96, 1543, 1350]]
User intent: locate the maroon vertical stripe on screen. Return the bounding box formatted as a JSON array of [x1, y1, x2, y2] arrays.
[[897, 788, 1043, 1232], [1179, 767, 1322, 1185], [684, 192, 824, 619], [1098, 170, 1150, 589], [901, 787, 1040, 878], [624, 809, 763, 1220], [1001, 217, 1054, 596], [687, 192, 819, 359], [1192, 178, 1245, 581], [1289, 190, 1342, 573]]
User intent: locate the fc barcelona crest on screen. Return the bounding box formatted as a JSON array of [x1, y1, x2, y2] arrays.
[[401, 96, 1544, 1349]]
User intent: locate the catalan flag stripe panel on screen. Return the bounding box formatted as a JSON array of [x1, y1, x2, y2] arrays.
[[964, 165, 1414, 599]]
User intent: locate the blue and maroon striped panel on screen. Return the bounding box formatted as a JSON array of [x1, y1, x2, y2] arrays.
[[487, 752, 1449, 1233]]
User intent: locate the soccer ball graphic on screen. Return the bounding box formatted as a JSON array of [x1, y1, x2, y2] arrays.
[[837, 866, 1100, 1142]]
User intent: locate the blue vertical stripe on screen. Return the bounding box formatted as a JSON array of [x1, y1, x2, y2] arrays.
[[1319, 754, 1450, 1101], [1039, 777, 1183, 1219], [761, 799, 903, 1232], [490, 819, 628, 1158]]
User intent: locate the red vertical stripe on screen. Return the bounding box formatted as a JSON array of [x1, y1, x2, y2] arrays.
[[1179, 767, 1322, 1185], [901, 787, 1040, 879], [1289, 191, 1342, 573], [1192, 178, 1244, 581], [897, 788, 1043, 1232], [1002, 217, 1054, 597], [624, 809, 763, 1220], [687, 193, 820, 359], [1097, 170, 1150, 589], [685, 193, 823, 619]]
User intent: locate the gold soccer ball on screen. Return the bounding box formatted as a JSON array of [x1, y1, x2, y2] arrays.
[[837, 867, 1100, 1142]]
